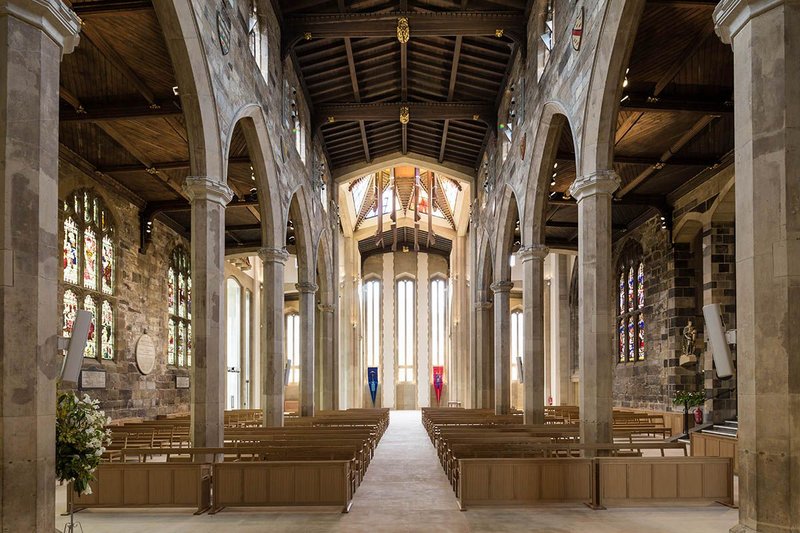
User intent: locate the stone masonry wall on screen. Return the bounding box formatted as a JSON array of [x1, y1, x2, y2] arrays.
[[58, 159, 191, 421], [611, 217, 702, 412]]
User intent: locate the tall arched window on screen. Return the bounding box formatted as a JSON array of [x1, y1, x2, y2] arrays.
[[363, 278, 381, 368], [537, 0, 554, 80], [168, 247, 192, 366], [396, 278, 415, 382], [290, 87, 306, 163], [430, 278, 448, 368], [226, 278, 242, 409], [286, 312, 300, 383], [62, 190, 115, 360], [511, 309, 524, 381], [247, 0, 265, 75], [617, 250, 645, 362]]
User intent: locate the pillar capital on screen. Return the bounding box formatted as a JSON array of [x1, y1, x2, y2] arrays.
[[568, 170, 620, 202], [317, 303, 336, 313], [183, 176, 234, 206], [296, 282, 319, 294], [714, 0, 783, 44], [1, 0, 81, 55], [517, 244, 549, 263], [258, 246, 289, 265], [490, 280, 514, 294]]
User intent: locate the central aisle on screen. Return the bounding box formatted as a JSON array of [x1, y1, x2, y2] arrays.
[[55, 410, 737, 532]]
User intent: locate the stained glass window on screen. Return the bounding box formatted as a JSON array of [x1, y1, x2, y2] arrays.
[[63, 290, 78, 337], [101, 235, 114, 295], [637, 262, 645, 308], [169, 247, 192, 367], [84, 228, 97, 290], [83, 296, 97, 358], [617, 251, 645, 362], [63, 218, 79, 285], [178, 272, 186, 318], [177, 323, 186, 366], [168, 267, 176, 313], [627, 267, 634, 312], [168, 318, 176, 365], [101, 300, 114, 360], [62, 190, 116, 360], [187, 324, 192, 367]]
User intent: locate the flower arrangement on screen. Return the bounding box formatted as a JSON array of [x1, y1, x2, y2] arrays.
[[55, 391, 112, 496], [673, 390, 705, 409]]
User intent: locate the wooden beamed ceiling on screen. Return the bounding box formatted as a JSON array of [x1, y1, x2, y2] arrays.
[[286, 0, 525, 170], [541, 0, 733, 250]]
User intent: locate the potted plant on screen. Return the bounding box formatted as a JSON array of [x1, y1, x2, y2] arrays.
[[56, 391, 112, 532], [673, 390, 706, 434]]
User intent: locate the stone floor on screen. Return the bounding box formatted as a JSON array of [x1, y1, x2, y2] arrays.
[[56, 410, 739, 532]]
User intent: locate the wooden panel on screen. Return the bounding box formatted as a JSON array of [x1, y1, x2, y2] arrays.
[[148, 469, 174, 504], [651, 463, 678, 499], [97, 468, 121, 505], [269, 465, 295, 504], [601, 463, 628, 500], [173, 469, 199, 505], [242, 468, 269, 504], [213, 462, 352, 511], [123, 469, 149, 505], [628, 463, 653, 499], [596, 458, 733, 506], [459, 459, 592, 508]]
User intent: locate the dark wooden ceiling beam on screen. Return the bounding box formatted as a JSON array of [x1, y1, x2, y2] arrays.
[[556, 151, 719, 167], [439, 0, 466, 163], [646, 0, 718, 7], [79, 21, 159, 107], [70, 0, 152, 16], [60, 101, 183, 122], [618, 115, 718, 197], [283, 11, 526, 57], [619, 95, 732, 115], [615, 20, 714, 145], [315, 101, 495, 131], [98, 156, 251, 174]]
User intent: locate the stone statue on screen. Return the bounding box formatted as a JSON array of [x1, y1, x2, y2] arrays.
[[683, 320, 697, 355]]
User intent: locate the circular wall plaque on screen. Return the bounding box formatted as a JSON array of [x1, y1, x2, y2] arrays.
[[135, 334, 157, 375]]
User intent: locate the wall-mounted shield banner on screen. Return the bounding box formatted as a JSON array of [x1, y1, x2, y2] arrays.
[[367, 367, 379, 405], [433, 366, 444, 405], [572, 7, 584, 52], [217, 6, 232, 55]]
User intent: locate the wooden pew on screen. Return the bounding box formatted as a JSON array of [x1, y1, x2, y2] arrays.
[[69, 462, 212, 514]]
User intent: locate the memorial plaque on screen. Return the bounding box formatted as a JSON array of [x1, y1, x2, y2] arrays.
[[135, 334, 157, 375], [80, 370, 106, 390], [176, 376, 190, 389]]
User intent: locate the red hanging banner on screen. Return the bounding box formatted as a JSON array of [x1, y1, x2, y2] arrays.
[[433, 366, 444, 405]]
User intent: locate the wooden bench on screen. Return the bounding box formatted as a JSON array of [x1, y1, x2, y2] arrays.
[[212, 460, 353, 513], [69, 462, 212, 514]]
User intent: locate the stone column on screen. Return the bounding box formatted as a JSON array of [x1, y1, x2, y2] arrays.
[[569, 171, 619, 450], [519, 245, 549, 424], [296, 282, 318, 417], [318, 303, 336, 410], [381, 254, 395, 408], [0, 2, 79, 530], [259, 246, 289, 426], [552, 254, 573, 405], [715, 3, 800, 531], [474, 296, 494, 408], [491, 280, 514, 414], [417, 253, 430, 408], [184, 177, 233, 449]]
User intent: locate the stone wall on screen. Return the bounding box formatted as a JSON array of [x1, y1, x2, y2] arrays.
[[58, 159, 191, 421], [611, 217, 702, 412]]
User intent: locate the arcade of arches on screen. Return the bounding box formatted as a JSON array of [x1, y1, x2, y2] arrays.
[[0, 0, 797, 532]]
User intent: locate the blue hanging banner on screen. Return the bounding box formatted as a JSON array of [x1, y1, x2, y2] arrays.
[[367, 367, 379, 405]]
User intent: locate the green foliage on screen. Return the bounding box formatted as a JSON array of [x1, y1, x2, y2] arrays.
[[55, 391, 112, 496], [673, 390, 705, 408]]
